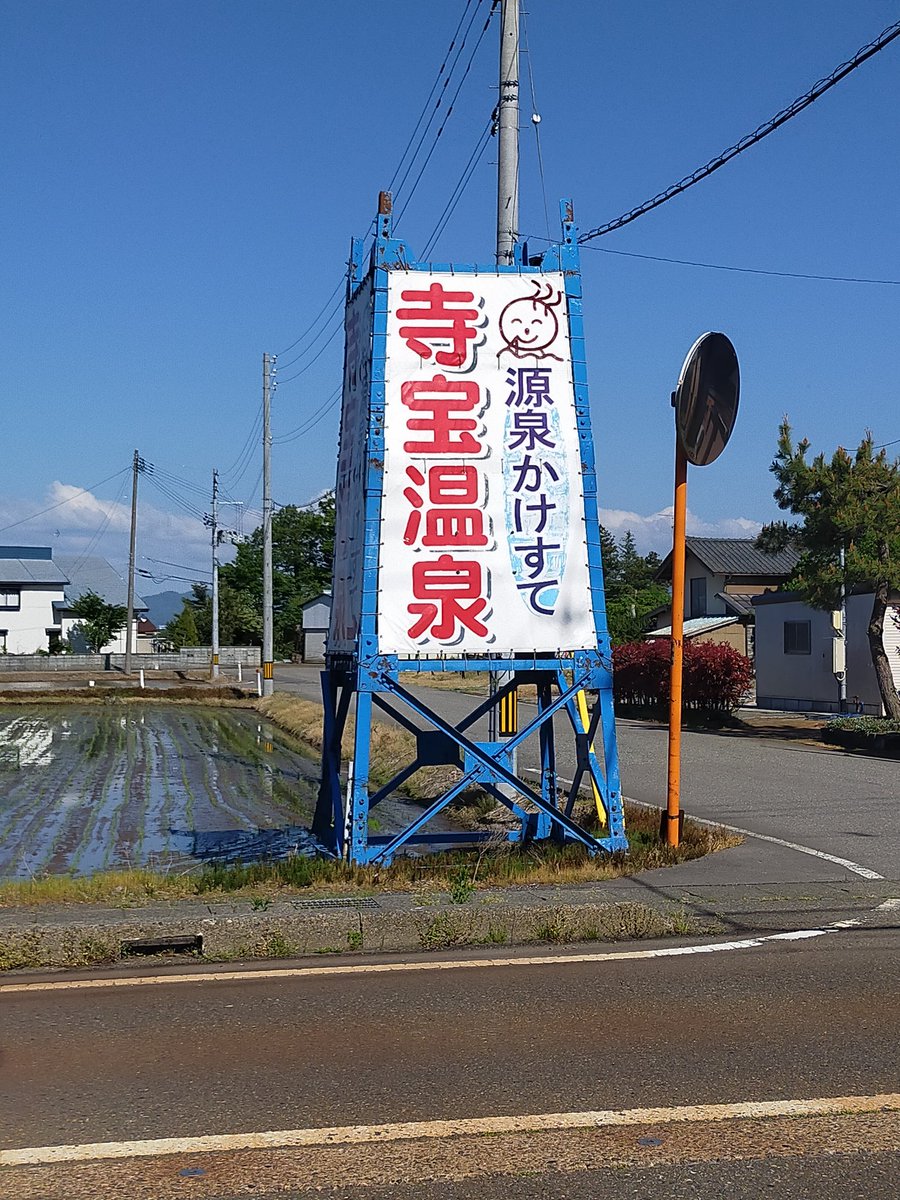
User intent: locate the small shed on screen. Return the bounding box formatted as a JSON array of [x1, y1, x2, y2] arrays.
[[298, 592, 332, 663]]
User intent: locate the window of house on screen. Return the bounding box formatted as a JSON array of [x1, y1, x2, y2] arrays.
[[689, 577, 707, 618], [0, 630, 6, 652], [0, 588, 20, 611], [783, 620, 811, 655]]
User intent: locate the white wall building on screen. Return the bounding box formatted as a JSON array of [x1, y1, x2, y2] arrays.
[[0, 547, 67, 654], [754, 591, 900, 715]]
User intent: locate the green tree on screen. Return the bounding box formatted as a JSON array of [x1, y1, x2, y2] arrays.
[[220, 495, 334, 656], [600, 526, 670, 645], [163, 602, 200, 649], [186, 582, 262, 647], [68, 590, 128, 653], [758, 420, 900, 719]]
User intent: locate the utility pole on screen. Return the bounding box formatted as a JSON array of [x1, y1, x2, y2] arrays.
[[211, 468, 220, 680], [836, 542, 848, 713], [490, 0, 519, 767], [124, 449, 140, 675], [262, 352, 274, 696], [495, 0, 519, 265]]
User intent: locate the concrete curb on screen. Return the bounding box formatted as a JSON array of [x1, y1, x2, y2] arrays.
[[2, 872, 897, 972]]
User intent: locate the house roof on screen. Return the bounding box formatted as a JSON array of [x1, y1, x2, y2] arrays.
[[647, 616, 739, 639], [53, 555, 147, 612], [717, 592, 757, 618], [0, 556, 68, 586], [657, 537, 799, 581]]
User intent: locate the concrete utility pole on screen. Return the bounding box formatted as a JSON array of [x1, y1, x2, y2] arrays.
[[490, 0, 519, 763], [211, 468, 220, 680], [262, 353, 274, 697], [124, 449, 140, 675], [495, 0, 519, 265]]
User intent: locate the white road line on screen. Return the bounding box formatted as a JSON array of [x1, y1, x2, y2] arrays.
[[2, 1093, 897, 1167], [524, 769, 885, 880], [0, 928, 833, 996], [876, 898, 900, 911]]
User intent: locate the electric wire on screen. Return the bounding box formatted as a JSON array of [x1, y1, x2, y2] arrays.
[[275, 293, 345, 371], [395, 0, 499, 226], [221, 405, 262, 480], [274, 277, 344, 358], [520, 0, 551, 241], [574, 242, 900, 285], [420, 117, 494, 259], [143, 556, 212, 577], [579, 17, 900, 243], [0, 466, 130, 536], [276, 321, 343, 386], [274, 385, 343, 445], [66, 470, 131, 575], [388, 0, 478, 193], [392, 0, 487, 206]]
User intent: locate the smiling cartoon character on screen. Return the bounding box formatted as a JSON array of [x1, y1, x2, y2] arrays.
[[497, 281, 563, 360]]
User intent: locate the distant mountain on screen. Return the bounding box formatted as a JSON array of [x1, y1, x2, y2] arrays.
[[142, 590, 188, 627]]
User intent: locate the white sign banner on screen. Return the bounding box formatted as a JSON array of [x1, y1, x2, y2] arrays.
[[328, 279, 373, 654], [377, 271, 597, 656]]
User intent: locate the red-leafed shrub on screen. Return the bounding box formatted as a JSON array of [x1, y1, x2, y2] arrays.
[[613, 639, 752, 715]]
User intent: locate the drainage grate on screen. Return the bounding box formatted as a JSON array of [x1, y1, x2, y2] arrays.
[[289, 897, 381, 911], [122, 934, 204, 957]]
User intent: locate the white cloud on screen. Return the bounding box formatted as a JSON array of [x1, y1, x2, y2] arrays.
[[599, 505, 761, 554], [0, 481, 212, 586]]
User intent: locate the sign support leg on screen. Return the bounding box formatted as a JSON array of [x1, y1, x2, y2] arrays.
[[665, 443, 689, 848]]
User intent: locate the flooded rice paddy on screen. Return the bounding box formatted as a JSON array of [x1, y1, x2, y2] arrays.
[[0, 705, 329, 879]]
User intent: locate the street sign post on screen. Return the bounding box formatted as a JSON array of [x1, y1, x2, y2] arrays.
[[666, 333, 740, 847]]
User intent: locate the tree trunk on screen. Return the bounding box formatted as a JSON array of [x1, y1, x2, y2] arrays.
[[867, 582, 900, 719]]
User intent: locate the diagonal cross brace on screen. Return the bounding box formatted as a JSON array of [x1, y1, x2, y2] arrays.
[[368, 673, 605, 861]]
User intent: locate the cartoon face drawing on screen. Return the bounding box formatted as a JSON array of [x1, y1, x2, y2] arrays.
[[498, 281, 563, 360]]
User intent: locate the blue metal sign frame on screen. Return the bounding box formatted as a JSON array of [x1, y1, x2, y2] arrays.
[[314, 198, 627, 865]]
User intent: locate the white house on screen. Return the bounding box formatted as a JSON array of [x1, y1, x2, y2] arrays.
[[54, 555, 147, 654], [0, 546, 68, 654], [753, 591, 900, 715], [298, 592, 332, 663]]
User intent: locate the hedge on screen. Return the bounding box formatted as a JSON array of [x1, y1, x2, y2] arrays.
[[613, 639, 753, 715]]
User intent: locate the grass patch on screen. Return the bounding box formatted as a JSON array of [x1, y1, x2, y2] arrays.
[[0, 812, 740, 908]]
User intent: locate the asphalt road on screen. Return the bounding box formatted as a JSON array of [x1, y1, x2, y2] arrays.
[[2, 927, 898, 1198], [274, 665, 899, 880]]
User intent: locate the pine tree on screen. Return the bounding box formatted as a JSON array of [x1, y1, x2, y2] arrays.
[[758, 420, 900, 719]]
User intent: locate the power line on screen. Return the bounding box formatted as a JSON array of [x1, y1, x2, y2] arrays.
[[221, 406, 262, 480], [0, 466, 130, 535], [274, 385, 342, 444], [275, 277, 344, 358], [420, 116, 494, 259], [395, 0, 499, 226], [520, 0, 551, 241], [389, 0, 478, 193], [574, 242, 900, 286], [275, 294, 344, 371], [143, 556, 212, 577], [579, 17, 900, 243], [276, 321, 343, 385], [392, 0, 487, 205]]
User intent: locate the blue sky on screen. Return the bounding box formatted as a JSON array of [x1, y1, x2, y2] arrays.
[[1, 1, 898, 584]]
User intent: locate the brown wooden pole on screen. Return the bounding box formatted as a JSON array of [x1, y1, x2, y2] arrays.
[[665, 442, 688, 847]]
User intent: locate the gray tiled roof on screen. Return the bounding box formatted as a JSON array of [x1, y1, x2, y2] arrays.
[[717, 592, 757, 618], [686, 537, 799, 577], [0, 557, 68, 585], [54, 556, 147, 612]]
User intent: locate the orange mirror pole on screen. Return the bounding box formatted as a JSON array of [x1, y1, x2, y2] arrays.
[[665, 441, 688, 848]]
